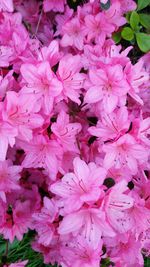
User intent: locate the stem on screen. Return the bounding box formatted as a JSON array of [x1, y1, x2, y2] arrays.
[[34, 10, 43, 36]]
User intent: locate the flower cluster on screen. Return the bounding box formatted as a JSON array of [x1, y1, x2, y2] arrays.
[[0, 0, 150, 266]]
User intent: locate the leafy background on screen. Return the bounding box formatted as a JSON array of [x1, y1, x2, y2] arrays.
[[0, 0, 150, 266]]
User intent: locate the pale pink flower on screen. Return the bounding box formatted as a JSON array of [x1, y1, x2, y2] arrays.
[[4, 260, 28, 267], [103, 134, 148, 174], [103, 180, 134, 233], [59, 207, 115, 248], [89, 107, 130, 142], [126, 191, 150, 236], [51, 111, 81, 152], [51, 157, 106, 213], [20, 62, 63, 114], [57, 54, 85, 104], [84, 65, 130, 113], [0, 0, 14, 12]]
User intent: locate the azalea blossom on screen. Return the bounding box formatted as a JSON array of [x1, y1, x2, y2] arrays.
[[103, 134, 148, 174], [84, 64, 130, 113], [0, 0, 149, 266], [57, 54, 85, 104], [59, 207, 115, 248], [0, 0, 14, 12], [20, 62, 63, 114], [51, 111, 81, 152], [0, 160, 21, 202], [51, 157, 106, 213]]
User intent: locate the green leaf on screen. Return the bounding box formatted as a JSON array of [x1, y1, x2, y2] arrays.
[[100, 0, 111, 10], [139, 13, 150, 29], [121, 27, 134, 41], [112, 32, 121, 44], [136, 32, 150, 52], [130, 11, 140, 30], [137, 0, 150, 11], [126, 12, 131, 23]]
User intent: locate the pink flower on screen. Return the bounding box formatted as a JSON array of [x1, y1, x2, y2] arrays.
[[51, 111, 81, 152], [0, 201, 32, 242], [21, 135, 62, 180], [4, 260, 28, 267], [89, 107, 130, 142], [0, 46, 14, 67], [0, 70, 14, 101], [2, 91, 44, 142], [103, 134, 148, 174], [59, 207, 115, 248], [0, 160, 21, 202], [103, 180, 134, 233], [51, 157, 106, 213], [43, 0, 66, 13], [0, 105, 17, 161], [20, 62, 63, 114], [61, 17, 86, 50], [84, 64, 130, 113], [0, 0, 14, 12], [57, 54, 85, 104], [33, 197, 58, 246], [84, 13, 114, 43], [60, 236, 102, 267], [125, 60, 149, 104], [38, 40, 61, 67]]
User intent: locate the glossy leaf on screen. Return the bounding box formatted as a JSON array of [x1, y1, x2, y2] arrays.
[[112, 32, 122, 44], [121, 27, 134, 41], [130, 11, 140, 30], [136, 32, 150, 52], [137, 0, 150, 11], [139, 13, 150, 29]]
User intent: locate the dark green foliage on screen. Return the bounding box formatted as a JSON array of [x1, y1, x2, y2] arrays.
[[0, 232, 56, 267]]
